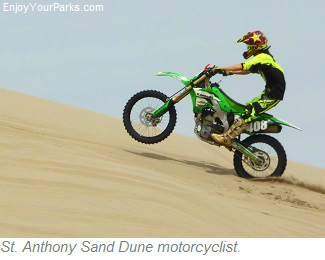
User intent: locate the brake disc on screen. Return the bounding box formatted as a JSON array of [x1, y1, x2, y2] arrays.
[[139, 107, 161, 127]]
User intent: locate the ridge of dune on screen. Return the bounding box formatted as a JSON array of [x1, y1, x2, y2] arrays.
[[0, 88, 324, 238]]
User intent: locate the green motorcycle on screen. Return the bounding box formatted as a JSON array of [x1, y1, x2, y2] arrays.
[[123, 69, 301, 178]]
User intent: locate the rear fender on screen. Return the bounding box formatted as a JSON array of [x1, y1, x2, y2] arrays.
[[258, 114, 302, 131]]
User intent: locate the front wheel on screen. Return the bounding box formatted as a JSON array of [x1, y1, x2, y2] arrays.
[[123, 90, 177, 144], [233, 135, 287, 178]]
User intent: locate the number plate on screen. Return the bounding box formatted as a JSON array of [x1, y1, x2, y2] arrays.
[[248, 120, 268, 132]]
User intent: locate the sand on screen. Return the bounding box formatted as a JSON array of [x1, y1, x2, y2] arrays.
[[0, 88, 324, 237]]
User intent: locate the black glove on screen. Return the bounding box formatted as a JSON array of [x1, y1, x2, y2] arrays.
[[205, 67, 223, 77], [222, 70, 233, 77]]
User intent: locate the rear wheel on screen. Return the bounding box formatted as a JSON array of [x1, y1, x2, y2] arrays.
[[123, 90, 177, 144], [233, 135, 287, 178]]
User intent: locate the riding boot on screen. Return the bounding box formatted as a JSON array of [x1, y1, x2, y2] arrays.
[[211, 117, 249, 146]]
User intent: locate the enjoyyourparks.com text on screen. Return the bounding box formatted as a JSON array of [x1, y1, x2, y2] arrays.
[[2, 2, 104, 14]]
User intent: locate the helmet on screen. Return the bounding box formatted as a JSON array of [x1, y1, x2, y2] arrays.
[[236, 31, 269, 59]]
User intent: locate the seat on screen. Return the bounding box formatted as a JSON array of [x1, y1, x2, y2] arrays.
[[218, 88, 246, 109], [218, 88, 274, 117]]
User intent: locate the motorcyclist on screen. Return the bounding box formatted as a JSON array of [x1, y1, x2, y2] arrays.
[[209, 31, 286, 146]]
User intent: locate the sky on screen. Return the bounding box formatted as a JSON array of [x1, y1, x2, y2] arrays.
[[0, 0, 324, 168]]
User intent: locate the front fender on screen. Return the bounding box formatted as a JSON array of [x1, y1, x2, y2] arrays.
[[154, 71, 191, 86]]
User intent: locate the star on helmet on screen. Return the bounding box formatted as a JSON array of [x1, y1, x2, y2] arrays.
[[251, 33, 261, 43]]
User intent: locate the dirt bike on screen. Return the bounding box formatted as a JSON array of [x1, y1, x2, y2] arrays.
[[123, 68, 301, 178]]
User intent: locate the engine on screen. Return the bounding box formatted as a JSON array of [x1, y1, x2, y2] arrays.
[[195, 109, 225, 141]]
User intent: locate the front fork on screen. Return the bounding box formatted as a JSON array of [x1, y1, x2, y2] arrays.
[[152, 74, 208, 118]]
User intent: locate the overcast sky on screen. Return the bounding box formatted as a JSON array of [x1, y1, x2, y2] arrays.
[[0, 0, 324, 168]]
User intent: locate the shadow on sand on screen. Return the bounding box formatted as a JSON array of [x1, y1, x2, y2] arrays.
[[125, 150, 236, 176]]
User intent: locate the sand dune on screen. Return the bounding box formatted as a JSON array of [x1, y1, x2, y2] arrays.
[[0, 88, 324, 237]]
